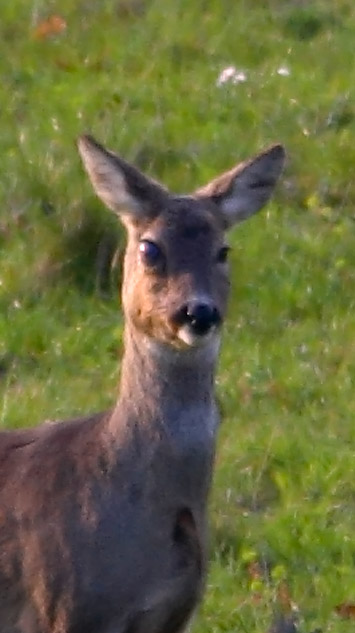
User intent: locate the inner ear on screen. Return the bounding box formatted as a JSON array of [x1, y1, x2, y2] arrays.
[[77, 135, 168, 223], [195, 144, 285, 229]]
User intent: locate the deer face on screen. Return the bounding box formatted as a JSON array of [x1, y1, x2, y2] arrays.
[[78, 136, 285, 350], [121, 196, 229, 348]]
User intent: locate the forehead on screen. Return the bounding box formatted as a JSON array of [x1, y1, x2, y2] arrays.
[[149, 196, 223, 242]]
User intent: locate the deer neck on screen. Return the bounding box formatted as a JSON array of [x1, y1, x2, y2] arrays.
[[112, 321, 220, 439]]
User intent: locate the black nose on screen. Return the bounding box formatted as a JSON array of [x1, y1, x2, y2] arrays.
[[174, 302, 221, 336]]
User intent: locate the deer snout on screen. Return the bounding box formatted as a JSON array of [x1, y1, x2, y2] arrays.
[[174, 301, 222, 338]]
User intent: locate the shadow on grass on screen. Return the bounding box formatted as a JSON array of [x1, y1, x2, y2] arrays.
[[59, 208, 122, 295]]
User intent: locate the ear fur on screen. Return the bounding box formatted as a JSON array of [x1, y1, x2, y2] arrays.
[[195, 144, 285, 229], [77, 135, 167, 221]]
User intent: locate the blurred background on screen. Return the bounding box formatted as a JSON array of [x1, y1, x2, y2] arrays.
[[1, 1, 355, 631]]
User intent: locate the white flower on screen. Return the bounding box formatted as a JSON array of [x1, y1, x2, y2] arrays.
[[277, 66, 291, 77], [216, 66, 247, 87]]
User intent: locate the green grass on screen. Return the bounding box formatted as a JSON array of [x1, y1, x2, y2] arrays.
[[2, 0, 355, 630]]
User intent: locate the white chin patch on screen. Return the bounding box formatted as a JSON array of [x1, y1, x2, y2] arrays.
[[177, 326, 217, 348]]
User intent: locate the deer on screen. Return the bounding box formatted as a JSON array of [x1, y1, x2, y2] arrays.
[[0, 135, 285, 633]]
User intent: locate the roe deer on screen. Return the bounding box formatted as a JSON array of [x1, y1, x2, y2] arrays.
[[0, 135, 285, 633]]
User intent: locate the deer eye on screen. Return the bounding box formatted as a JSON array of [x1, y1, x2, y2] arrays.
[[217, 246, 230, 264], [139, 240, 164, 267]]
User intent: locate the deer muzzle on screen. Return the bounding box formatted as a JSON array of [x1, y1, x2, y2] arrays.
[[173, 301, 222, 346]]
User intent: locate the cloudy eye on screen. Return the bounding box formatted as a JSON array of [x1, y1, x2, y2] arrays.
[[217, 246, 230, 264], [139, 240, 164, 268]]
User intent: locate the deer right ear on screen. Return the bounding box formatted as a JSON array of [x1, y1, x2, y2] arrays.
[[195, 144, 285, 229], [77, 135, 167, 221]]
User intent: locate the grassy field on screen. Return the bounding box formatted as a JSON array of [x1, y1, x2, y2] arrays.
[[2, 0, 355, 630]]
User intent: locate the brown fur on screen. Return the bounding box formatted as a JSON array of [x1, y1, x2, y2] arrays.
[[0, 136, 284, 632]]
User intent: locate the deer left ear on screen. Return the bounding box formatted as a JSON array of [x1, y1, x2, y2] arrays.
[[195, 144, 285, 229], [77, 135, 168, 223]]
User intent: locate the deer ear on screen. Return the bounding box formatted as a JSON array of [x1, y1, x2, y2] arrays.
[[77, 135, 167, 221], [195, 144, 285, 229]]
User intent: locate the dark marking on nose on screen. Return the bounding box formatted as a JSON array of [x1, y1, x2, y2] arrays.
[[173, 302, 221, 336]]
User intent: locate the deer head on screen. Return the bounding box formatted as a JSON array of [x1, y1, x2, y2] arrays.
[[78, 136, 285, 351]]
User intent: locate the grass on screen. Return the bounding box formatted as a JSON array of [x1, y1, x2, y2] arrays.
[[1, 0, 355, 630]]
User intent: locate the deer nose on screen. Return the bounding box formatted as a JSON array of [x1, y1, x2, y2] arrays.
[[175, 302, 221, 336]]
